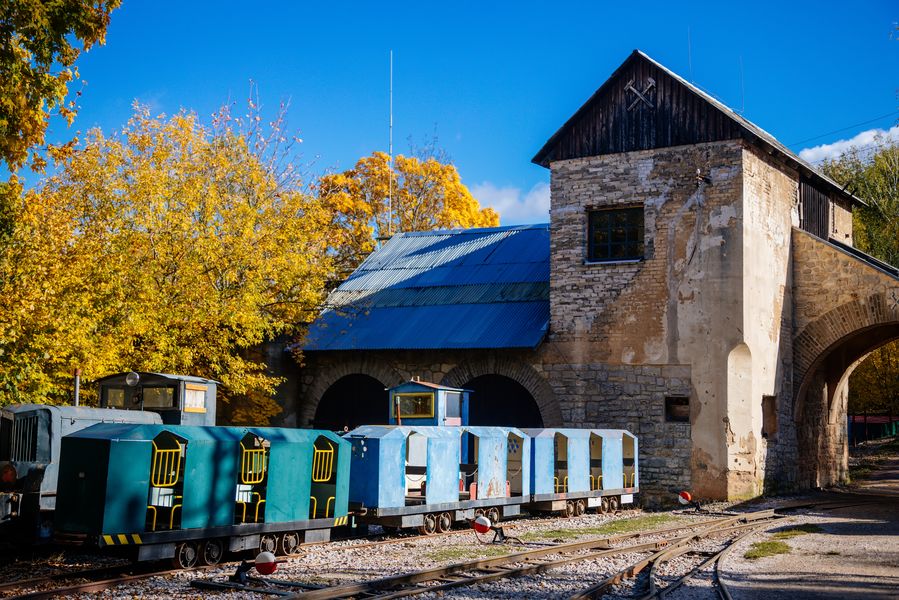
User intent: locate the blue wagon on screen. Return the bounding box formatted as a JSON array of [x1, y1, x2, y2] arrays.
[[346, 424, 531, 533], [523, 427, 639, 516]]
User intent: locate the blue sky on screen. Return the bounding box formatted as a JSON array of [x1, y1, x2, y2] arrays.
[[43, 1, 899, 224]]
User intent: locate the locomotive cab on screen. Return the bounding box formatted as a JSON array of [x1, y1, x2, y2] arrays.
[[97, 372, 218, 427], [0, 404, 161, 544]]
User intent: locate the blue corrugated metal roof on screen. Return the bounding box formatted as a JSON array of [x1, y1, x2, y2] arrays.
[[304, 224, 550, 351]]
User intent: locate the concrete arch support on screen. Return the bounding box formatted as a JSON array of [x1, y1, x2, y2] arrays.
[[441, 358, 563, 426]]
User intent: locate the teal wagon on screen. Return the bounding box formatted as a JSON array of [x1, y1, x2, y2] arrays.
[[54, 423, 350, 567]]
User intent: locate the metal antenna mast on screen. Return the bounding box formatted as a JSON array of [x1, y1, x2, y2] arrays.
[[388, 50, 393, 237]]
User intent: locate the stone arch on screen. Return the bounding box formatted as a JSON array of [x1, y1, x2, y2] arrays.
[[792, 293, 899, 488], [441, 358, 562, 426], [299, 357, 404, 427], [793, 293, 899, 421]]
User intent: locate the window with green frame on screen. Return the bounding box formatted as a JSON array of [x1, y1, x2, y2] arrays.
[[392, 393, 435, 418], [587, 206, 644, 262]]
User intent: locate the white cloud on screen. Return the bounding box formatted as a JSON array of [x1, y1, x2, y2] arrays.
[[472, 180, 550, 225], [799, 125, 899, 164]]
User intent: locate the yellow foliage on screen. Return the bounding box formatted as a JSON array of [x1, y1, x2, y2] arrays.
[[0, 105, 336, 424], [318, 151, 499, 274]]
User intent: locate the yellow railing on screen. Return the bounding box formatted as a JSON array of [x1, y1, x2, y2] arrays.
[[309, 496, 317, 518], [590, 474, 603, 490], [150, 441, 181, 487], [240, 441, 267, 485], [625, 471, 636, 487], [554, 476, 568, 493], [312, 441, 335, 482], [325, 496, 335, 518]]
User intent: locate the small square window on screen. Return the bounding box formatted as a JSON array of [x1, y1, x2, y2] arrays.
[[587, 206, 644, 262], [665, 396, 690, 423]]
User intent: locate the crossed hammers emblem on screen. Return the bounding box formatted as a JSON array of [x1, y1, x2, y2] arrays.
[[625, 77, 656, 110]]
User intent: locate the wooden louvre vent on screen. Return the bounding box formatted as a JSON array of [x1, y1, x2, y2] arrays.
[[800, 179, 830, 240]]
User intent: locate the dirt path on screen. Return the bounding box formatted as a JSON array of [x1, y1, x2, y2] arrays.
[[721, 450, 899, 599]]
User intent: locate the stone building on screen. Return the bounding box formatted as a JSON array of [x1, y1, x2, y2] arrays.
[[287, 50, 899, 502]]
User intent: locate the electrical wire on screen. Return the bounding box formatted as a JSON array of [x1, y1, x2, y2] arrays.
[[788, 110, 899, 148]]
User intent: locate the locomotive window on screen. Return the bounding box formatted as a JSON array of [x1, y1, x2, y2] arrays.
[[104, 387, 126, 408], [392, 393, 434, 418], [142, 386, 176, 408], [445, 392, 461, 418], [0, 414, 11, 461], [184, 385, 207, 413]]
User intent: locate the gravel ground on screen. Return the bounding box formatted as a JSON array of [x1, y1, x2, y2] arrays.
[[719, 447, 899, 600]]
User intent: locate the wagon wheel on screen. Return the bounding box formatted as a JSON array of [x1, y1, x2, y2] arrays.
[[172, 541, 198, 569], [279, 531, 301, 555], [600, 497, 610, 514], [609, 496, 620, 513], [259, 533, 278, 554], [486, 507, 501, 524], [436, 512, 453, 534], [473, 508, 485, 518], [419, 513, 438, 535], [200, 539, 224, 566], [575, 499, 586, 516], [564, 500, 575, 518]]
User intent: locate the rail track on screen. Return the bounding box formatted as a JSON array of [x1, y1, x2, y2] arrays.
[[185, 514, 765, 598], [0, 511, 635, 599], [186, 499, 873, 599], [6, 500, 870, 599]]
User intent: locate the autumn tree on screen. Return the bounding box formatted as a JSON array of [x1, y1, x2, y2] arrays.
[[823, 138, 899, 416], [0, 0, 120, 171], [0, 104, 335, 424], [318, 151, 499, 275]]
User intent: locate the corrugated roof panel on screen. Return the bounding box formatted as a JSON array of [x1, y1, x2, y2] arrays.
[[304, 302, 549, 351], [304, 224, 550, 351]]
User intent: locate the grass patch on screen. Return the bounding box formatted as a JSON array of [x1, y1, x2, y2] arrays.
[[771, 523, 822, 540], [520, 514, 682, 542], [744, 540, 791, 560], [426, 545, 510, 562]]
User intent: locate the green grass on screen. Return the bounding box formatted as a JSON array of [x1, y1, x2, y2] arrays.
[[426, 545, 511, 562], [743, 541, 791, 560], [771, 524, 823, 540], [520, 514, 682, 542]]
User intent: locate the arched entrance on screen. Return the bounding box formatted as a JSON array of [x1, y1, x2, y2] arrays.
[[793, 301, 899, 489], [463, 375, 544, 428], [312, 374, 388, 431]]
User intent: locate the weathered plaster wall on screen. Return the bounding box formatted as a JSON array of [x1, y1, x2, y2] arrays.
[[544, 140, 746, 500], [831, 199, 853, 245], [735, 147, 798, 498]]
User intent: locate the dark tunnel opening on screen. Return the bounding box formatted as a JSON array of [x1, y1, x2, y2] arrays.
[[313, 374, 389, 431], [464, 374, 544, 428]]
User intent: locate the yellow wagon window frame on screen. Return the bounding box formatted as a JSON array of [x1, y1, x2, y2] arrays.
[[391, 392, 435, 418], [183, 384, 208, 413]]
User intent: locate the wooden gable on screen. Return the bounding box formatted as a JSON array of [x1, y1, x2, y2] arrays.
[[532, 50, 865, 210], [533, 51, 743, 166]]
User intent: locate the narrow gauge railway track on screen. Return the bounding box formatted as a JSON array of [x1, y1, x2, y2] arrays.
[[190, 514, 768, 598], [0, 511, 637, 599]]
